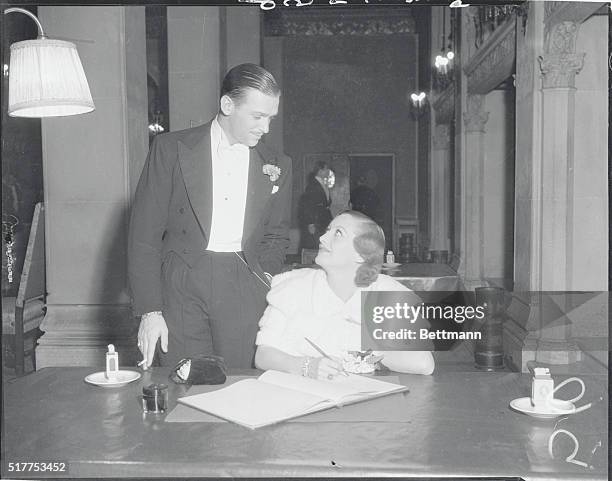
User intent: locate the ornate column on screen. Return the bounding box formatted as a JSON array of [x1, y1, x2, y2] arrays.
[[526, 20, 585, 365], [537, 22, 584, 290], [430, 124, 451, 252], [459, 94, 488, 288]]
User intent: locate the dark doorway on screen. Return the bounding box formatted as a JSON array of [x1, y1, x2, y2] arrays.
[[145, 6, 169, 140], [349, 154, 394, 251]]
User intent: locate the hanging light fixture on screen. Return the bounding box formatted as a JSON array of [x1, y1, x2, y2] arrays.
[[446, 9, 455, 63], [433, 8, 455, 91], [4, 7, 95, 118], [408, 91, 428, 119], [148, 111, 165, 135]]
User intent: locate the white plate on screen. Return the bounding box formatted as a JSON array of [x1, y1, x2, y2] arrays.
[[382, 262, 401, 269], [84, 370, 142, 388], [509, 397, 576, 419]]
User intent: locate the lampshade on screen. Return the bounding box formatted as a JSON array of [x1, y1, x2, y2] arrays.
[[8, 38, 95, 117]]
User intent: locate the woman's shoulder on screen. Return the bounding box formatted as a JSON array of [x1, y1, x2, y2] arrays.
[[270, 267, 322, 290], [267, 268, 322, 308], [370, 273, 410, 291]]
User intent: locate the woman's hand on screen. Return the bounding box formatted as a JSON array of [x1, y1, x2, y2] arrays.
[[254, 346, 348, 380], [314, 356, 345, 381]]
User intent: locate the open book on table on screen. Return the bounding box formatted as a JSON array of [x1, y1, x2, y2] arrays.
[[177, 370, 408, 429]]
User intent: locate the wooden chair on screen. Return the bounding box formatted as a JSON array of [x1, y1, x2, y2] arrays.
[[300, 248, 318, 265], [2, 203, 45, 375]]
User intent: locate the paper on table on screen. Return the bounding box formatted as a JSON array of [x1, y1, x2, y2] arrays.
[[179, 378, 330, 428], [258, 370, 404, 404], [167, 375, 410, 425]]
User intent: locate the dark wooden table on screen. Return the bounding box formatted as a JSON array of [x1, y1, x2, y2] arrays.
[[2, 367, 607, 479]]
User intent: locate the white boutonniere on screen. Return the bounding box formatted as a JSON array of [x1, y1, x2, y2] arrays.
[[263, 164, 281, 182]]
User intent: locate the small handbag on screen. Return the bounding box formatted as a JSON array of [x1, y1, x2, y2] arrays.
[[169, 354, 227, 385]]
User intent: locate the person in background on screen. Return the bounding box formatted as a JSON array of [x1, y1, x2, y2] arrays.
[[255, 210, 434, 379], [128, 63, 292, 369], [298, 161, 334, 251]]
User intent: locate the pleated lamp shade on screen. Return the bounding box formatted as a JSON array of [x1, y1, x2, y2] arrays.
[[8, 38, 95, 117]]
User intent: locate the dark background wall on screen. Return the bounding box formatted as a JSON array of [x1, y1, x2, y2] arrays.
[[282, 34, 419, 233]]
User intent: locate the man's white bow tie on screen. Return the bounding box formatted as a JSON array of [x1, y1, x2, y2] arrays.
[[219, 143, 248, 155]]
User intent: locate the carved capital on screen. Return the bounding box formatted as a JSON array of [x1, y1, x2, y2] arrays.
[[538, 53, 585, 88], [433, 124, 450, 150], [545, 21, 578, 55], [463, 95, 489, 132]]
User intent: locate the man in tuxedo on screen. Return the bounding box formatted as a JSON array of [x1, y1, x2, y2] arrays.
[[298, 161, 333, 250], [128, 64, 292, 369]]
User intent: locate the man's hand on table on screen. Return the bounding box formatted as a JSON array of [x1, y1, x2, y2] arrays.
[[138, 311, 168, 369]]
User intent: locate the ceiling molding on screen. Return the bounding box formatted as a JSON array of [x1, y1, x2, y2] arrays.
[[263, 7, 416, 36]]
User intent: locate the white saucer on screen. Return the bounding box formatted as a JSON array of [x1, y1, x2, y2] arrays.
[[84, 370, 141, 388], [509, 397, 576, 419], [382, 262, 401, 269]]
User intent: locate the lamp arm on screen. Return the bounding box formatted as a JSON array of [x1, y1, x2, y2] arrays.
[[4, 7, 46, 39]]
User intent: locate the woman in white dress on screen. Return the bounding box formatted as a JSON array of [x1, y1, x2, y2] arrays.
[[255, 210, 434, 380]]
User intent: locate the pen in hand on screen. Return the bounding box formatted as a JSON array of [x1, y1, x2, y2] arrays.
[[304, 337, 349, 377]]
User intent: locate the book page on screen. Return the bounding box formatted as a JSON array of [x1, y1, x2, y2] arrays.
[[178, 378, 332, 429], [258, 370, 404, 404]]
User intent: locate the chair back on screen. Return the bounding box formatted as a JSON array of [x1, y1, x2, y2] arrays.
[[16, 203, 45, 308]]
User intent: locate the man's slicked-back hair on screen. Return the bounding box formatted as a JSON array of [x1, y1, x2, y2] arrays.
[[340, 210, 385, 287], [312, 160, 329, 174], [220, 63, 280, 104]]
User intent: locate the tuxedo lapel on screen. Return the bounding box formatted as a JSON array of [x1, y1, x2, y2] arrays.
[[311, 178, 329, 206], [178, 126, 213, 239], [242, 147, 274, 246]]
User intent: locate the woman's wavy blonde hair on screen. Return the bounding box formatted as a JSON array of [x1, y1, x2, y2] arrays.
[[341, 210, 386, 287]]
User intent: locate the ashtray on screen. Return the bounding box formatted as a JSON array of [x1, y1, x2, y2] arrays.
[[84, 370, 142, 388]]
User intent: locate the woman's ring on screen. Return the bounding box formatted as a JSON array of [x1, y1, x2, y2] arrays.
[[327, 374, 334, 380]]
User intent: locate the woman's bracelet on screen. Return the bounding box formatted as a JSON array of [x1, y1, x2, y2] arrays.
[[301, 356, 312, 377], [301, 356, 322, 379], [307, 357, 321, 379]]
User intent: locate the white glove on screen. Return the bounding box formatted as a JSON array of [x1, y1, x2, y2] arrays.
[[137, 311, 168, 369]]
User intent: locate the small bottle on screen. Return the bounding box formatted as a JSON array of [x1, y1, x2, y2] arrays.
[[386, 250, 395, 264], [105, 344, 119, 379]]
